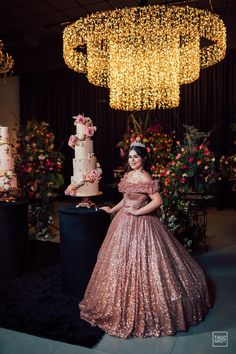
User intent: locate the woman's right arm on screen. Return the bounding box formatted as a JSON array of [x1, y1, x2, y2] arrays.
[[100, 198, 124, 214]]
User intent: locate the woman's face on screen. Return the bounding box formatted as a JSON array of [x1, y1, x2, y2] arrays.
[[128, 149, 143, 171]]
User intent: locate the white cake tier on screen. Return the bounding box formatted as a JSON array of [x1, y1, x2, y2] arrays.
[[73, 157, 97, 176], [0, 158, 14, 172], [70, 178, 99, 197], [0, 143, 12, 159], [74, 140, 94, 159], [0, 127, 9, 140], [0, 173, 17, 192], [76, 123, 90, 141]]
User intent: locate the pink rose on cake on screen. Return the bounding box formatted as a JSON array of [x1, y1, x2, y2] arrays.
[[84, 165, 102, 183], [84, 117, 93, 126], [84, 126, 97, 138], [68, 135, 79, 148], [65, 182, 79, 196], [73, 114, 85, 125]]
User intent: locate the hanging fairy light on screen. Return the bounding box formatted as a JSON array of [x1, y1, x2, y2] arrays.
[[63, 5, 226, 111], [0, 40, 14, 84]]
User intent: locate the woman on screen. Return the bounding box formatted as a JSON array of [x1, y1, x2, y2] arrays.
[[79, 141, 211, 338]]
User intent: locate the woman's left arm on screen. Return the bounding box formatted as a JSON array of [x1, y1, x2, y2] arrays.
[[124, 192, 163, 216]]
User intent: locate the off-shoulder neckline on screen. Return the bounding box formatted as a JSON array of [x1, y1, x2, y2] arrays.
[[121, 175, 156, 185]]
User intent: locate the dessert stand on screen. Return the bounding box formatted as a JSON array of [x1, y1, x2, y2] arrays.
[[74, 191, 103, 208]]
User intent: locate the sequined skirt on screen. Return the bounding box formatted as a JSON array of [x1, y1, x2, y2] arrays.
[[79, 210, 211, 339]]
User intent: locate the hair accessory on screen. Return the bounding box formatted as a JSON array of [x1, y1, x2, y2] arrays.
[[130, 141, 146, 148]]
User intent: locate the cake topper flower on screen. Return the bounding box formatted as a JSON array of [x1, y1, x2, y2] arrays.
[[73, 114, 85, 125], [73, 114, 94, 127]]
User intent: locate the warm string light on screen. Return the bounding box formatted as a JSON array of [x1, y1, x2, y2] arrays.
[[0, 40, 14, 83], [63, 5, 226, 111]]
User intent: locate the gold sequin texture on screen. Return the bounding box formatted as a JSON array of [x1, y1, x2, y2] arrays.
[[79, 176, 211, 338]]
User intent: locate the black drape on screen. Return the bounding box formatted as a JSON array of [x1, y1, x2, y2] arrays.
[[20, 49, 236, 186]]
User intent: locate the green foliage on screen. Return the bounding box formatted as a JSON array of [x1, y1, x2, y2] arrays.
[[16, 120, 64, 239]]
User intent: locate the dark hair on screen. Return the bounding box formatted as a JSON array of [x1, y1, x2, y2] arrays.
[[127, 145, 152, 172]]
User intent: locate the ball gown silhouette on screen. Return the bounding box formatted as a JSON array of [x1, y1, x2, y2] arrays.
[[79, 175, 211, 338]]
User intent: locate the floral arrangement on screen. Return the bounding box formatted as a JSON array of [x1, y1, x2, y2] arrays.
[[16, 120, 64, 239], [219, 154, 236, 179], [219, 124, 236, 180], [0, 171, 14, 192], [154, 125, 217, 195]]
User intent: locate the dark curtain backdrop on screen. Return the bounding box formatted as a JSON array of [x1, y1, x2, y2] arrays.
[[20, 49, 236, 186]]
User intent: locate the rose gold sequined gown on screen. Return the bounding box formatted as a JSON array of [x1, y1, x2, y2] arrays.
[[79, 177, 211, 338]]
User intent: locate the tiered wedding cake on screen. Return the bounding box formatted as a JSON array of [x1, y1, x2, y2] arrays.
[[0, 126, 17, 192], [65, 114, 102, 197]]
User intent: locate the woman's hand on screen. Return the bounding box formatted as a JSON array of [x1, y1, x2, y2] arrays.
[[124, 206, 139, 216], [100, 206, 113, 214]]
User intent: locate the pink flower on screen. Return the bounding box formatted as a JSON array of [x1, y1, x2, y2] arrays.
[[188, 157, 194, 163], [180, 177, 186, 184], [38, 154, 46, 160], [85, 126, 96, 137], [68, 135, 78, 148], [181, 165, 187, 169], [74, 114, 85, 125], [176, 154, 181, 159], [146, 147, 151, 153], [65, 182, 79, 196]]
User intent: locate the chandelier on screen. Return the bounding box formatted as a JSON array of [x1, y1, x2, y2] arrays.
[[63, 5, 226, 111], [0, 40, 14, 83]]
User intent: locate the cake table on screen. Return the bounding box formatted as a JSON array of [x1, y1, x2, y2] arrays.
[[59, 206, 110, 299], [0, 199, 29, 279]]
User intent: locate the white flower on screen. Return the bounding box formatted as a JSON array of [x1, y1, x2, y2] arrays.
[[38, 154, 46, 160], [212, 157, 215, 162], [3, 177, 9, 183], [204, 165, 209, 169]]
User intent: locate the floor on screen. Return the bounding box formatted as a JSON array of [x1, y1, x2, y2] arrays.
[[0, 207, 235, 354]]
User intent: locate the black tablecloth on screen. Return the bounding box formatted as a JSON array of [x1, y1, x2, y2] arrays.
[[59, 206, 110, 299], [0, 199, 29, 279]]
